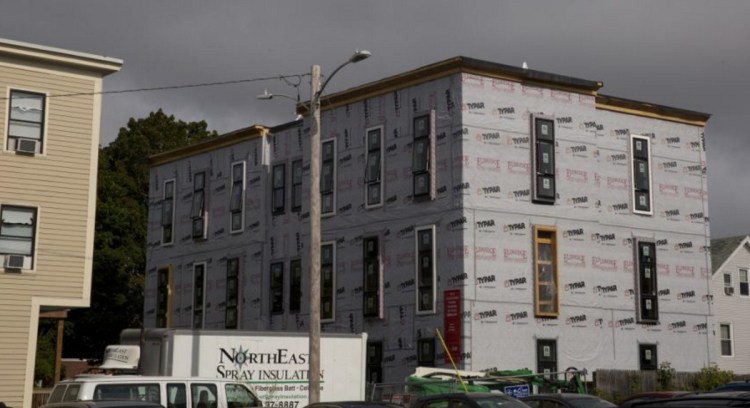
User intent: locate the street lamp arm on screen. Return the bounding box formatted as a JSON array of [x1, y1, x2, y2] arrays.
[[315, 49, 371, 102]]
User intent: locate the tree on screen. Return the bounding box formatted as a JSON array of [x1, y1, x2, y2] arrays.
[[63, 110, 218, 359]]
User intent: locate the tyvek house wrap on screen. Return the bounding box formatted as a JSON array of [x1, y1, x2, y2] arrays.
[[144, 66, 713, 383]]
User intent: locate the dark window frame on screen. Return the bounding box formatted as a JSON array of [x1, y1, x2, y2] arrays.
[[272, 163, 286, 215], [634, 239, 659, 323], [321, 241, 336, 322], [321, 139, 337, 216], [289, 259, 302, 312], [161, 179, 175, 245], [156, 266, 172, 328], [291, 159, 303, 212], [363, 236, 382, 318], [630, 134, 653, 215], [225, 257, 239, 329], [193, 262, 206, 329], [531, 114, 556, 204], [639, 343, 658, 370], [415, 225, 436, 314], [270, 261, 284, 314], [412, 112, 436, 201], [365, 126, 384, 208], [191, 172, 207, 240], [417, 338, 436, 367]]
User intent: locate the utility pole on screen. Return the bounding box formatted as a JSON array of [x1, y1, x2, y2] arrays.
[[308, 64, 322, 404]]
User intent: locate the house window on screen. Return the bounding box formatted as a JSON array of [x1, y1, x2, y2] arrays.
[[161, 179, 175, 245], [191, 172, 207, 239], [635, 239, 658, 323], [193, 263, 206, 329], [724, 272, 733, 296], [639, 344, 658, 370], [272, 164, 286, 215], [531, 114, 556, 204], [156, 267, 172, 328], [289, 259, 302, 313], [366, 341, 383, 384], [7, 90, 45, 154], [533, 226, 558, 317], [270, 262, 284, 314], [230, 162, 245, 233], [226, 258, 239, 329], [365, 126, 384, 208], [631, 135, 652, 215], [0, 205, 37, 269], [740, 269, 749, 296], [412, 112, 435, 200], [536, 339, 557, 388], [321, 242, 336, 322], [363, 236, 382, 318], [321, 140, 336, 215], [416, 226, 436, 314], [417, 338, 435, 367], [720, 324, 733, 356], [291, 159, 303, 212]]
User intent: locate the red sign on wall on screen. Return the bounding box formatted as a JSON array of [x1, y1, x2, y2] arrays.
[[443, 289, 461, 363]]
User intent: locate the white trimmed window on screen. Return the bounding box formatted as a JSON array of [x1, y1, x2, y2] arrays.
[[191, 172, 207, 239], [321, 242, 336, 322], [0, 205, 37, 270], [415, 225, 436, 314], [412, 112, 436, 200], [724, 273, 734, 296], [321, 139, 337, 215], [740, 269, 749, 296], [193, 262, 206, 329], [630, 134, 653, 215], [720, 323, 733, 357], [229, 161, 246, 233], [635, 239, 658, 323], [161, 179, 175, 245], [365, 126, 384, 208], [7, 89, 45, 154], [531, 114, 556, 204]]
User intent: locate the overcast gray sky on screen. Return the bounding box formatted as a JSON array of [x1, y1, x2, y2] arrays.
[[2, 0, 748, 239]]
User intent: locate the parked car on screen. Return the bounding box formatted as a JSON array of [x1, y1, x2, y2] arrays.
[[618, 392, 691, 408], [41, 401, 164, 408], [305, 402, 403, 408], [620, 391, 750, 407], [412, 392, 531, 408], [521, 393, 615, 408], [711, 381, 750, 392]]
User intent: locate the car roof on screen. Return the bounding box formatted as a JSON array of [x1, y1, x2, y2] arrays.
[[305, 402, 402, 408], [57, 375, 244, 383], [522, 393, 599, 400], [42, 400, 164, 408]]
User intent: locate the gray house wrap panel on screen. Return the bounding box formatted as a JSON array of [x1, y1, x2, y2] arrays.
[[145, 56, 713, 383]]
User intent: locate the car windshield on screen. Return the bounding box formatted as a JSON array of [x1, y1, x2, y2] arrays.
[[473, 396, 531, 408]]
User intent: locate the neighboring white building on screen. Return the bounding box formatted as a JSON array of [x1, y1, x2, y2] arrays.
[[145, 57, 713, 384], [711, 235, 750, 374]]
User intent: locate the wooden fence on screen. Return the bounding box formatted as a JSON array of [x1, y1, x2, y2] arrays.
[[32, 389, 51, 408], [593, 370, 699, 401]]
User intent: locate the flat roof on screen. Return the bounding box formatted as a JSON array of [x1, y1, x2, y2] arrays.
[[0, 37, 122, 75]]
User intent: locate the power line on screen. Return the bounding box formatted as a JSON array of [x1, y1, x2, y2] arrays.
[[1, 73, 310, 100]]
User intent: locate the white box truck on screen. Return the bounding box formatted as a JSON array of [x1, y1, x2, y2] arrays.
[[119, 329, 368, 408]]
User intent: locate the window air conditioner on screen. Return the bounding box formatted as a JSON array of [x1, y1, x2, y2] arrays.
[[725, 287, 735, 296], [4, 254, 25, 270], [16, 138, 38, 154]]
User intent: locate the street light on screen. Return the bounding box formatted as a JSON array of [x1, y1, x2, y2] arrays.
[[307, 49, 370, 403]]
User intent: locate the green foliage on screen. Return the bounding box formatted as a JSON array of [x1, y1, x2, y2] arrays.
[[692, 365, 735, 391], [657, 361, 676, 391], [628, 372, 642, 394], [35, 322, 57, 386], [64, 110, 217, 359]]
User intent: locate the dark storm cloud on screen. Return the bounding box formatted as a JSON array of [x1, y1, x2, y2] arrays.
[[1, 0, 748, 238]]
